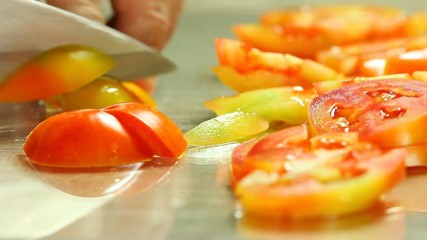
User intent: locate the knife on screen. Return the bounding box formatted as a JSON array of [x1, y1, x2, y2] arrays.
[[0, 0, 176, 81]]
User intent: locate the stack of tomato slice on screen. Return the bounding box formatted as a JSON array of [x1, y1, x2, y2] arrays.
[[0, 45, 187, 168], [185, 5, 427, 220]]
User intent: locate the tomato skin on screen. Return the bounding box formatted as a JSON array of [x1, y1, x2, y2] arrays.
[[24, 102, 187, 167], [24, 109, 152, 168], [0, 45, 114, 102], [232, 126, 406, 219], [309, 79, 427, 148], [103, 102, 187, 158]]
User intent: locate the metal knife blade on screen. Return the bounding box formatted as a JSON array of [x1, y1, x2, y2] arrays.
[[0, 0, 176, 81]]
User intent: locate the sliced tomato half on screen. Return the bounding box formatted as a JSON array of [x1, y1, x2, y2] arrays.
[[309, 78, 427, 148], [232, 125, 406, 219], [24, 102, 187, 167]]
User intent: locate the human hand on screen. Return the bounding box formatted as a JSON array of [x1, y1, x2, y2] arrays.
[[46, 0, 183, 51]]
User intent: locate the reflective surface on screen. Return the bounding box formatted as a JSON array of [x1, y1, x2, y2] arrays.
[[2, 1, 427, 239]]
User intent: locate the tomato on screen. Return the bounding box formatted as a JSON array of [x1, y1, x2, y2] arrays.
[[0, 45, 114, 102], [45, 77, 157, 112], [24, 102, 187, 167], [184, 112, 269, 146], [231, 125, 406, 219], [204, 87, 317, 125], [103, 102, 187, 158], [121, 81, 157, 107], [309, 79, 427, 148], [235, 6, 406, 59], [46, 77, 136, 111], [214, 38, 343, 92]]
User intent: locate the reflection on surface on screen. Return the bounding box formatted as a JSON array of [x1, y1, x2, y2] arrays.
[[233, 167, 427, 240], [184, 142, 239, 165], [238, 205, 405, 240], [385, 167, 427, 212], [31, 157, 180, 198]]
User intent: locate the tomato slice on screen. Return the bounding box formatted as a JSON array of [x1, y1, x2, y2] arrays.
[[232, 125, 406, 219], [184, 112, 269, 146], [235, 6, 406, 59], [261, 5, 406, 41], [214, 38, 343, 92], [46, 77, 137, 111], [205, 87, 317, 125], [0, 45, 114, 102], [309, 78, 427, 148], [103, 102, 187, 158], [24, 102, 187, 167]]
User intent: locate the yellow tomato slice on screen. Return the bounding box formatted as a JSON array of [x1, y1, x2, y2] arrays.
[[205, 87, 317, 125], [184, 112, 269, 146]]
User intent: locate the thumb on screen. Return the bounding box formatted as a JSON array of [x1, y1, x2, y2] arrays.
[[109, 0, 184, 51]]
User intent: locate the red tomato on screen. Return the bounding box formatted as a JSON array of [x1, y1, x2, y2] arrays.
[[103, 102, 187, 158], [309, 79, 427, 148], [231, 125, 406, 219], [214, 38, 343, 92], [24, 102, 187, 167], [0, 45, 115, 102]]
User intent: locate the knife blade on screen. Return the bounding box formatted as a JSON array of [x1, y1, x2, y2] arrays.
[[0, 0, 176, 81]]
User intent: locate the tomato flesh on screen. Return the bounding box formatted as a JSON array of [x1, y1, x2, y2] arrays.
[[232, 125, 406, 219], [0, 45, 114, 102], [309, 79, 427, 148]]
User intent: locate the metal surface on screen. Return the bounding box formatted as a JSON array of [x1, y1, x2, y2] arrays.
[[0, 0, 174, 80], [1, 1, 427, 239]]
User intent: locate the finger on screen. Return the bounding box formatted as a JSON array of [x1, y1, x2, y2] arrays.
[[109, 0, 184, 51], [46, 0, 104, 23]]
